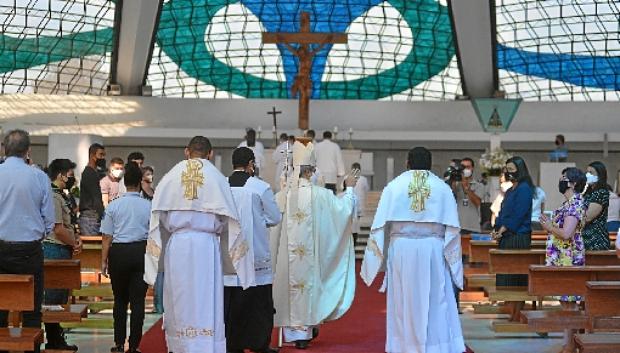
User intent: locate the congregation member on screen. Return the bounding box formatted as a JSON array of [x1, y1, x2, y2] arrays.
[[44, 159, 82, 351], [225, 147, 281, 353], [238, 128, 265, 177], [530, 184, 547, 231], [491, 156, 533, 322], [361, 147, 465, 353], [101, 157, 124, 207], [490, 170, 512, 227], [140, 166, 155, 200], [79, 143, 106, 235], [0, 130, 54, 353], [271, 133, 292, 191], [607, 189, 620, 232], [119, 151, 146, 195], [540, 167, 586, 353], [314, 131, 344, 194], [145, 136, 254, 353], [583, 161, 611, 250], [272, 138, 356, 349], [101, 163, 151, 353]]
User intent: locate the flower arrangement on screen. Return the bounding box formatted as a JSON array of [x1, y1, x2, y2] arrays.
[[480, 147, 513, 176]]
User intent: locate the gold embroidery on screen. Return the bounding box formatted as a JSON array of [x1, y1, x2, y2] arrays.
[[291, 244, 308, 260], [291, 209, 308, 223], [229, 240, 249, 263], [175, 326, 214, 338], [367, 238, 383, 260], [408, 170, 431, 212], [145, 238, 161, 257], [292, 281, 307, 294], [181, 159, 204, 200]]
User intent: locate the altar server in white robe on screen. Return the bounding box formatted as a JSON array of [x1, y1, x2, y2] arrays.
[[224, 147, 282, 353], [144, 136, 255, 353], [271, 134, 292, 191], [361, 147, 466, 353], [314, 131, 345, 194], [272, 138, 357, 349]]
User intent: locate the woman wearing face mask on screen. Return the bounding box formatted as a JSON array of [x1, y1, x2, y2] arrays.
[[491, 156, 534, 322], [539, 167, 586, 353], [582, 161, 611, 250]]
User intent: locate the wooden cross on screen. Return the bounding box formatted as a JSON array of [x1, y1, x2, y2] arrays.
[[262, 12, 347, 130], [267, 106, 282, 146]]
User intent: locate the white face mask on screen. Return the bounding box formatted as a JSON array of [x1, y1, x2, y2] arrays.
[[462, 169, 473, 178], [586, 172, 598, 185], [111, 169, 124, 179]]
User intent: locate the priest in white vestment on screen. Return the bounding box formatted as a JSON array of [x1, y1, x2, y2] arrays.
[[314, 131, 345, 194], [144, 136, 255, 353], [224, 147, 282, 353], [271, 138, 357, 349], [361, 147, 466, 353]]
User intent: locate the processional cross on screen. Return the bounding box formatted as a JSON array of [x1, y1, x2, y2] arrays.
[[262, 12, 347, 130], [267, 106, 282, 146]]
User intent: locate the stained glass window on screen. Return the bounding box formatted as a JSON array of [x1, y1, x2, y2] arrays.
[[496, 0, 620, 101]]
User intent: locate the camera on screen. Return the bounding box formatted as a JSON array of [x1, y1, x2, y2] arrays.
[[444, 161, 464, 183]]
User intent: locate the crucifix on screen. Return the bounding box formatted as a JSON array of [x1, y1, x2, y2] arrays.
[[267, 106, 282, 147], [263, 12, 347, 130]]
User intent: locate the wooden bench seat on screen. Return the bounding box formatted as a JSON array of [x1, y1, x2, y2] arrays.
[[43, 260, 87, 324], [0, 327, 44, 351], [0, 274, 44, 352], [574, 333, 620, 353], [522, 266, 620, 332], [585, 281, 620, 331]]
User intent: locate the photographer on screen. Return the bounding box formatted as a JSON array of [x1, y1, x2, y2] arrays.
[[448, 158, 484, 234]]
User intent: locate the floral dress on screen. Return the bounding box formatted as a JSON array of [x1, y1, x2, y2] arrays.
[[583, 188, 611, 250], [545, 193, 586, 301]]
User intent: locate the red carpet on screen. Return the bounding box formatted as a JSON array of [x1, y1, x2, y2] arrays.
[[140, 263, 473, 353]]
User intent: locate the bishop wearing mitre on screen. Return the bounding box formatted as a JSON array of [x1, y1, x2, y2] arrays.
[[271, 137, 357, 349]]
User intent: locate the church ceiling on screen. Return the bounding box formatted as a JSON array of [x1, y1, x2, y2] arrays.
[[0, 0, 618, 101]]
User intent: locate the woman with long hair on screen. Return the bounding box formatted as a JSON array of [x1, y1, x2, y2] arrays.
[[582, 161, 611, 250], [491, 156, 534, 321]]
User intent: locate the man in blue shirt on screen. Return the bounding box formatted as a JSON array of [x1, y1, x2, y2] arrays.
[[100, 163, 151, 353], [0, 129, 54, 353]]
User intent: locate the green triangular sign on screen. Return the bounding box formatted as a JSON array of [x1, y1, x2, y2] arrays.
[[471, 98, 522, 133]]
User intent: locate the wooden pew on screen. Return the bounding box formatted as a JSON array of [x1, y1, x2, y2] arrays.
[[531, 231, 616, 242], [576, 282, 620, 353], [75, 235, 102, 272], [42, 260, 88, 324], [0, 274, 44, 352], [522, 266, 620, 332]]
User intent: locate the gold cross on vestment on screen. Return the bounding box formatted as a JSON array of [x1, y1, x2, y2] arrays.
[[181, 159, 204, 200], [408, 170, 431, 212]]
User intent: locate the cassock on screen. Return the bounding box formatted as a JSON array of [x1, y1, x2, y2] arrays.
[[361, 170, 465, 353], [314, 139, 345, 185], [224, 171, 282, 352], [354, 175, 370, 217], [144, 158, 254, 353], [271, 140, 356, 342]]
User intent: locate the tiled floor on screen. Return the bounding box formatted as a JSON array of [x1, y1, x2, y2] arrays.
[[63, 305, 565, 353]]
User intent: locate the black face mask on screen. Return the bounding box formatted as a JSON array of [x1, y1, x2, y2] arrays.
[[95, 158, 106, 170], [65, 176, 76, 190], [558, 180, 570, 194], [504, 171, 517, 182]]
